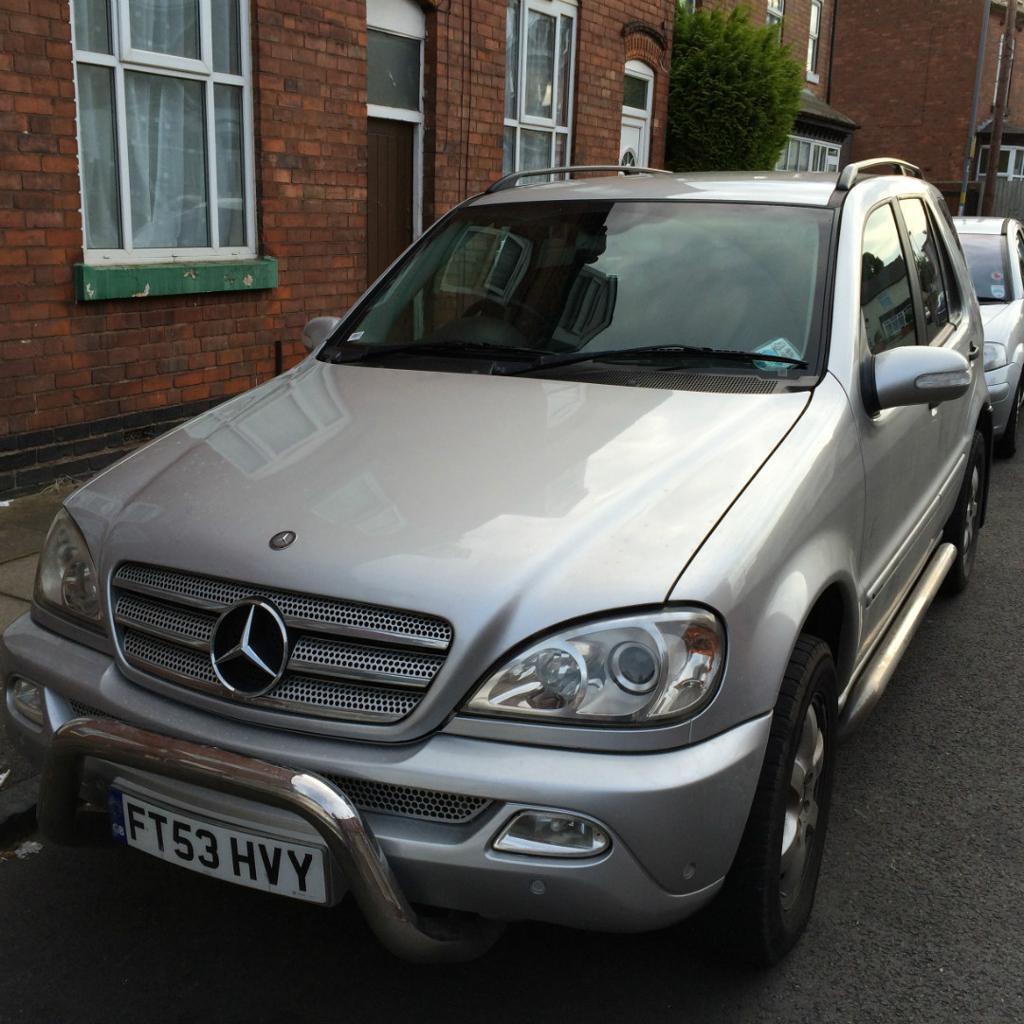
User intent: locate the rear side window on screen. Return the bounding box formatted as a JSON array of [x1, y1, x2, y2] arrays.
[[861, 205, 916, 354], [900, 198, 949, 340]]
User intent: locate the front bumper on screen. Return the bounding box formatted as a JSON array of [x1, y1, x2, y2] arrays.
[[3, 614, 770, 944]]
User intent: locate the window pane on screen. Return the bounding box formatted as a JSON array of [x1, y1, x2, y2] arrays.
[[623, 74, 648, 111], [861, 205, 916, 354], [367, 30, 420, 110], [554, 132, 566, 167], [979, 147, 988, 176], [797, 140, 811, 171], [129, 0, 200, 59], [524, 10, 555, 119], [556, 14, 572, 126], [520, 128, 551, 170], [215, 84, 245, 246], [126, 72, 208, 248], [77, 64, 121, 248], [998, 148, 1011, 174], [900, 198, 949, 341], [212, 0, 241, 74], [505, 0, 520, 119], [503, 126, 517, 174], [809, 0, 820, 35], [73, 0, 112, 54]]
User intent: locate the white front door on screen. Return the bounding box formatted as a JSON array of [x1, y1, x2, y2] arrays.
[[620, 60, 654, 166]]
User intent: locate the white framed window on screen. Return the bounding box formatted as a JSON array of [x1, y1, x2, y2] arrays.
[[71, 0, 256, 264], [806, 0, 822, 80], [977, 145, 1024, 180], [767, 0, 785, 27], [503, 0, 577, 176], [776, 134, 841, 173]]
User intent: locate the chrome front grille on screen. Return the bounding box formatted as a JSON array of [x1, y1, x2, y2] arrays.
[[112, 563, 452, 724]]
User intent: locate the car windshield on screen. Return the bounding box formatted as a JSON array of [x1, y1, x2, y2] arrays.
[[319, 200, 834, 374], [959, 233, 1010, 302]]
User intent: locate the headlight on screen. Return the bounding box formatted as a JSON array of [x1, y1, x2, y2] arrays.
[[984, 342, 1007, 371], [34, 508, 102, 627], [464, 609, 724, 724]]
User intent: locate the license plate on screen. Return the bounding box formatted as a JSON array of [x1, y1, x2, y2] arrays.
[[108, 788, 328, 904]]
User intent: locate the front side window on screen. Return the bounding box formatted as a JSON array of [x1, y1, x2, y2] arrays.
[[503, 0, 577, 175], [72, 0, 254, 262], [319, 201, 833, 378], [807, 0, 822, 75], [899, 198, 949, 341], [960, 233, 1011, 303], [861, 205, 916, 354]]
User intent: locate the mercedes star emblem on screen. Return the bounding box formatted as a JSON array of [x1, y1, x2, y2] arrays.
[[269, 530, 296, 550], [210, 598, 289, 696]]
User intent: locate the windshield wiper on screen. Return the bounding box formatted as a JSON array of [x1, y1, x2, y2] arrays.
[[329, 340, 543, 365], [508, 344, 807, 374]]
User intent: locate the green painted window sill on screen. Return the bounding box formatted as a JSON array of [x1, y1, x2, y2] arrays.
[[74, 257, 278, 301]]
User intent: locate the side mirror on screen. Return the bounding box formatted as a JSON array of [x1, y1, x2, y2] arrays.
[[301, 316, 343, 352], [866, 345, 971, 413]]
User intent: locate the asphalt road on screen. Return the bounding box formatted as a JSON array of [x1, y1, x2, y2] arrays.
[[2, 456, 1023, 1024]]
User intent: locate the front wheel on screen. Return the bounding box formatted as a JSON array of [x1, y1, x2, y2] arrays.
[[710, 636, 837, 966], [942, 430, 987, 594]]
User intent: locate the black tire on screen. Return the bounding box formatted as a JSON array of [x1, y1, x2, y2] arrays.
[[994, 379, 1022, 459], [710, 637, 838, 966], [942, 430, 986, 594]]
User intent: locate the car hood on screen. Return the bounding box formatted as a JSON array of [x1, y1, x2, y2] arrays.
[[71, 360, 808, 691], [979, 301, 1019, 342]]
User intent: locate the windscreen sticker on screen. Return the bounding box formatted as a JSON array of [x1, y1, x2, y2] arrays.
[[992, 285, 1006, 299], [753, 337, 802, 371], [347, 331, 365, 341]]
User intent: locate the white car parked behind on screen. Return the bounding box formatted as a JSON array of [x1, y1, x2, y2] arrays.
[[954, 216, 1024, 456]]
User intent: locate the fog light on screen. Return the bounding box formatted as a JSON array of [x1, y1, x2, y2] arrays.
[[492, 811, 610, 858], [11, 678, 44, 725]]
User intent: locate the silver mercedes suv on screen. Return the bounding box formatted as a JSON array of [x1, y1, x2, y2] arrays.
[[1, 160, 990, 965]]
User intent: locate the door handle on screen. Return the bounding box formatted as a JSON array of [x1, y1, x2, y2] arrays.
[[968, 343, 981, 362]]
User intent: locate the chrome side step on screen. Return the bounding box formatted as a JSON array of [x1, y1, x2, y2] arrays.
[[839, 542, 957, 740]]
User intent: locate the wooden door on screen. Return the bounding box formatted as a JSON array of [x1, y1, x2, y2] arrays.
[[367, 117, 415, 282]]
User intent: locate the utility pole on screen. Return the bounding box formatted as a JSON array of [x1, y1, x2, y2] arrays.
[[960, 0, 991, 216], [981, 1, 1018, 216]]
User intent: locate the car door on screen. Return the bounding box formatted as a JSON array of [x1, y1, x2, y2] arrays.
[[1007, 224, 1024, 391], [854, 200, 953, 660], [897, 195, 978, 518]]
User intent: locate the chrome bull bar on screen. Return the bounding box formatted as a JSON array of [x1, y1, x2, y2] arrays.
[[37, 717, 503, 963]]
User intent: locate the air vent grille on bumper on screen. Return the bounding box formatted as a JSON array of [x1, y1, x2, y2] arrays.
[[111, 563, 453, 724]]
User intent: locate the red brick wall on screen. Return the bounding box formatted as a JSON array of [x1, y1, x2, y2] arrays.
[[0, 0, 369, 489], [830, 0, 987, 189]]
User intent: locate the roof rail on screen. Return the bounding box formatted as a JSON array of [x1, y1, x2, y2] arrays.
[[836, 158, 923, 192], [485, 165, 673, 194]]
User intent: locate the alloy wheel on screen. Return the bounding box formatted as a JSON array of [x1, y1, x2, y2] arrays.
[[780, 698, 826, 910]]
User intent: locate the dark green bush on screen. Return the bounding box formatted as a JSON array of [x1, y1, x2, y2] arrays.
[[666, 7, 802, 172]]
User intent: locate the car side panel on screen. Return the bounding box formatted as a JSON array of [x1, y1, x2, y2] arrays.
[[676, 375, 865, 745]]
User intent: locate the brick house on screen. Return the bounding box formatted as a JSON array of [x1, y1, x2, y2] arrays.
[[829, 0, 1024, 209], [0, 0, 674, 497], [695, 0, 857, 171]]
